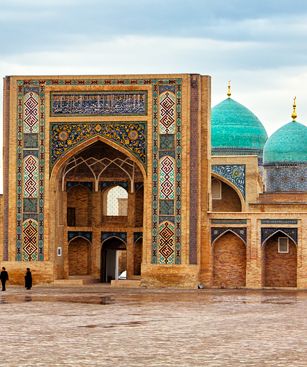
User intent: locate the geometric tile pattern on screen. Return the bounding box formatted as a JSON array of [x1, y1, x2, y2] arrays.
[[212, 164, 246, 198], [264, 165, 307, 192], [159, 91, 176, 134], [51, 122, 147, 168], [16, 88, 42, 261], [189, 76, 199, 265], [23, 155, 39, 198], [261, 227, 298, 245], [152, 84, 182, 265], [51, 91, 147, 116], [22, 218, 38, 261], [159, 200, 174, 215], [158, 221, 175, 264], [159, 156, 175, 199], [23, 92, 39, 133]]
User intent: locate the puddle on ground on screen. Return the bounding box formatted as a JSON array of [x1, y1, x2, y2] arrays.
[[0, 295, 114, 305], [79, 321, 146, 329]]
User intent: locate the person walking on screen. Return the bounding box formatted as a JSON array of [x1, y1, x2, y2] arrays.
[[25, 268, 32, 290], [0, 267, 9, 291]]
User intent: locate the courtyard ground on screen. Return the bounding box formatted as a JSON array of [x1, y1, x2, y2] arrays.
[[0, 285, 307, 366]]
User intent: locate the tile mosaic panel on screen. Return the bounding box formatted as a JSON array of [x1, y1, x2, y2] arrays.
[[51, 91, 147, 116], [159, 91, 176, 134], [261, 219, 298, 225], [264, 165, 307, 192], [261, 227, 298, 245], [101, 232, 127, 243], [68, 231, 92, 242], [23, 92, 39, 133], [159, 156, 175, 200], [158, 221, 175, 264], [211, 227, 247, 245], [189, 76, 199, 264], [51, 122, 147, 167], [22, 218, 39, 261], [152, 83, 182, 265], [211, 219, 247, 225], [212, 164, 246, 198]]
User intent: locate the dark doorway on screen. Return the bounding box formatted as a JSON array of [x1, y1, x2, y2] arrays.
[[101, 238, 127, 282]]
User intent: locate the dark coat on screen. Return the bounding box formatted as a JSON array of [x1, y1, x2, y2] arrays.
[[0, 270, 8, 282], [25, 271, 32, 289]]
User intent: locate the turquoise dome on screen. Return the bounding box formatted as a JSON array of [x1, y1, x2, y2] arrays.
[[263, 121, 307, 164], [211, 98, 268, 156]]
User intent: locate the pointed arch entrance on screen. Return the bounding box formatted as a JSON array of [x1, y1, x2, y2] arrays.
[[212, 231, 246, 288], [262, 232, 297, 287], [68, 237, 91, 276], [49, 136, 145, 281]]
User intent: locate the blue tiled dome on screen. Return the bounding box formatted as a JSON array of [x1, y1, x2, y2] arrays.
[[263, 121, 307, 164], [211, 98, 268, 157]]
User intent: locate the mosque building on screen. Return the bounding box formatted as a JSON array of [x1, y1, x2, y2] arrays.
[[0, 73, 306, 288]]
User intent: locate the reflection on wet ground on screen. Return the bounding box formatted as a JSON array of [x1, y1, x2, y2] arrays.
[[1, 286, 307, 366]]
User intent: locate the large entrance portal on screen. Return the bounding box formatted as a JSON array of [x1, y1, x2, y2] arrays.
[[54, 139, 144, 281]]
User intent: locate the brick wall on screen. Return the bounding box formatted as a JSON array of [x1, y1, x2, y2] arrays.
[[134, 240, 142, 275], [212, 180, 241, 212], [262, 236, 297, 287], [67, 186, 91, 226], [213, 232, 246, 287], [68, 238, 91, 275], [135, 187, 144, 227]]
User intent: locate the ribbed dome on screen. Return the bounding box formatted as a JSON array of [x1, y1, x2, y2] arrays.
[[263, 121, 307, 164], [211, 98, 268, 156]]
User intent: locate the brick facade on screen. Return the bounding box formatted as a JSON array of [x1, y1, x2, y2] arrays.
[[262, 235, 297, 287], [213, 232, 246, 288]]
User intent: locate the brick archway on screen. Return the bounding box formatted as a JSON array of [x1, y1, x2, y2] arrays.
[[262, 233, 297, 287], [213, 232, 246, 288], [68, 237, 91, 276]]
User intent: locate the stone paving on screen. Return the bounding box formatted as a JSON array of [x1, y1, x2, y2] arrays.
[[1, 286, 307, 366]]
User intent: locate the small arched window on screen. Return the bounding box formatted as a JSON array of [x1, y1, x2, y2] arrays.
[[212, 178, 222, 200], [104, 186, 128, 216]]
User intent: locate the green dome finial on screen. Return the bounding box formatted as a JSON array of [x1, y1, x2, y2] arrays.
[[291, 96, 297, 121], [227, 80, 231, 98]]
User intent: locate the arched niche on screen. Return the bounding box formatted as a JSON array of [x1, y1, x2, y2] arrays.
[[68, 237, 91, 276], [212, 231, 246, 288], [211, 175, 242, 212], [262, 232, 297, 287]]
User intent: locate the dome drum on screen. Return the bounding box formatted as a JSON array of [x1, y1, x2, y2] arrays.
[[264, 164, 307, 193]]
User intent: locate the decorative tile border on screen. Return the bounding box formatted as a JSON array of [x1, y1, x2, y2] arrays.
[[151, 81, 182, 264], [101, 232, 127, 243], [51, 121, 147, 168], [261, 219, 298, 225], [212, 164, 246, 198], [134, 232, 143, 243], [261, 227, 298, 245], [211, 227, 247, 245], [51, 91, 147, 116], [211, 219, 247, 225], [68, 231, 92, 242]]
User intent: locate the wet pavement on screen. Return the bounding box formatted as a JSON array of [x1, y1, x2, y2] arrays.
[[1, 286, 307, 366]]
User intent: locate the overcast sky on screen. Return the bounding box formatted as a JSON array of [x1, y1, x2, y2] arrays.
[[1, 0, 307, 138]]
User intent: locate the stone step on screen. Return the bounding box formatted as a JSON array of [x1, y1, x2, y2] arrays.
[[111, 279, 141, 288], [54, 277, 100, 286]]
